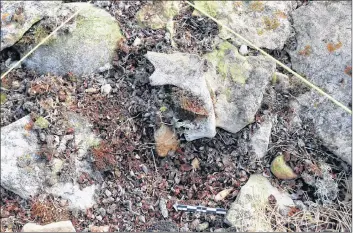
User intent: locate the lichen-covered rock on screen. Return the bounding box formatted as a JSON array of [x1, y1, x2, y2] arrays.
[[146, 52, 217, 141], [136, 1, 181, 30], [204, 41, 276, 134], [193, 1, 296, 49], [289, 2, 352, 165], [225, 174, 294, 231], [0, 1, 61, 51], [24, 3, 124, 76], [22, 221, 75, 232], [0, 114, 99, 210]]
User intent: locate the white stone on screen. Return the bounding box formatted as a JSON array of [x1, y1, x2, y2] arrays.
[[101, 84, 112, 95], [239, 45, 248, 55], [22, 221, 76, 232], [133, 37, 142, 46]]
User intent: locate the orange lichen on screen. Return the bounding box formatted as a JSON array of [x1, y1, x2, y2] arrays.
[[180, 95, 208, 116], [298, 45, 312, 56], [275, 10, 287, 19], [24, 121, 34, 131], [344, 66, 352, 77], [327, 41, 342, 53]]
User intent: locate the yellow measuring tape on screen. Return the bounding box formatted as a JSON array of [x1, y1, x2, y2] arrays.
[[185, 1, 352, 115]]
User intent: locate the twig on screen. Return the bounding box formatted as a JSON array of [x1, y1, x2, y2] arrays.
[[151, 148, 158, 173]]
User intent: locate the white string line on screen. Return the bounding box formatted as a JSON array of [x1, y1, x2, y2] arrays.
[[1, 7, 82, 80], [185, 1, 352, 115]]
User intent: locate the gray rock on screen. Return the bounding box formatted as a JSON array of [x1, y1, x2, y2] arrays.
[[1, 114, 99, 210], [225, 174, 294, 231], [1, 1, 62, 50], [1, 115, 44, 199], [24, 3, 123, 76], [99, 207, 107, 217], [248, 117, 273, 158], [22, 221, 76, 232], [145, 52, 217, 141], [204, 41, 276, 134], [193, 1, 296, 49], [196, 222, 209, 232], [289, 2, 352, 165]]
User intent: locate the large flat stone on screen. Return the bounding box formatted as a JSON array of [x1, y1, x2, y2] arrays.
[[24, 3, 123, 76]]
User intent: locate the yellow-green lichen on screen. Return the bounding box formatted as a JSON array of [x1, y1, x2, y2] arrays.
[[204, 41, 250, 84], [193, 1, 220, 18], [0, 93, 7, 105], [249, 2, 265, 12], [263, 16, 280, 30], [136, 1, 180, 30], [271, 73, 278, 85], [35, 116, 49, 129], [160, 106, 168, 112]]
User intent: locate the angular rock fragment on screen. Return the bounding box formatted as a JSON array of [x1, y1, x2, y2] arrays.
[[225, 174, 294, 231]]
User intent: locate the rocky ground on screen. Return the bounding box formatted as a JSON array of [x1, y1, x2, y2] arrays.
[[0, 1, 352, 232]]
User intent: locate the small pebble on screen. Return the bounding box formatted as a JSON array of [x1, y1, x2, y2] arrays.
[[99, 207, 106, 217], [196, 222, 209, 232], [12, 81, 20, 89], [239, 44, 248, 55], [133, 37, 142, 46], [96, 215, 103, 221], [101, 84, 112, 95], [105, 189, 112, 197], [59, 199, 68, 207], [138, 215, 146, 223]]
